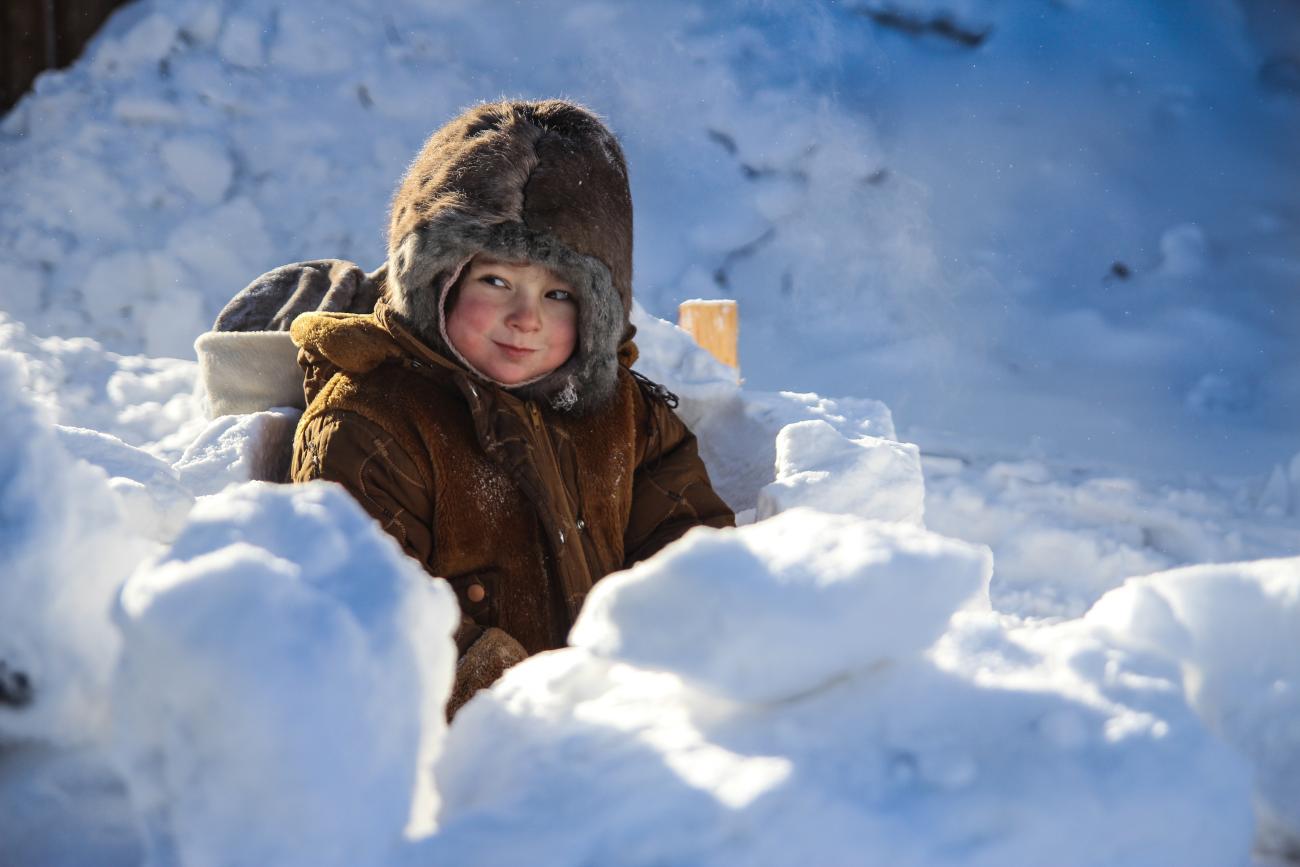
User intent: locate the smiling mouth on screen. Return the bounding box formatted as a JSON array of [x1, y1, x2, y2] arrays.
[[494, 341, 538, 358]]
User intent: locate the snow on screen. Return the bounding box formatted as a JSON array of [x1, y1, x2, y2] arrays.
[[757, 420, 926, 525], [111, 482, 458, 865], [54, 425, 194, 541], [0, 354, 147, 745], [1087, 557, 1300, 859], [571, 509, 991, 704], [172, 408, 300, 495], [0, 0, 1298, 863], [425, 565, 1252, 867]]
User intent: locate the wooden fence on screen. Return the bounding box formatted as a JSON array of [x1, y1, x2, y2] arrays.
[[2, 0, 130, 114]]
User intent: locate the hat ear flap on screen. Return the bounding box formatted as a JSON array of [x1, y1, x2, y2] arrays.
[[387, 232, 441, 332], [390, 233, 432, 297]]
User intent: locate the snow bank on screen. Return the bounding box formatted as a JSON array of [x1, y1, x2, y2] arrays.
[[0, 314, 204, 461], [421, 510, 1251, 867], [111, 481, 459, 866], [924, 455, 1300, 619], [0, 353, 149, 744], [571, 509, 989, 703], [1087, 557, 1300, 857]]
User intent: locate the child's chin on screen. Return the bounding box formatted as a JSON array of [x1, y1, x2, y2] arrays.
[[487, 365, 534, 386]]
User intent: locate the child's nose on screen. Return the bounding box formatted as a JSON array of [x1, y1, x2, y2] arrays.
[[506, 296, 542, 331]]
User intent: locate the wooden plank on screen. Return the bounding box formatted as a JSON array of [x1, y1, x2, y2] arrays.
[[55, 0, 125, 66], [678, 299, 740, 376], [1, 0, 129, 114], [1, 0, 49, 112]]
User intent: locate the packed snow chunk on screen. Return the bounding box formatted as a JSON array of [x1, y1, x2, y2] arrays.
[[1087, 556, 1300, 855], [160, 136, 234, 205], [89, 13, 179, 78], [112, 482, 458, 867], [570, 508, 991, 703], [1157, 223, 1209, 276], [55, 426, 194, 542], [757, 420, 924, 525], [173, 408, 301, 495], [0, 354, 148, 745], [217, 16, 267, 69], [1186, 371, 1253, 416], [0, 259, 46, 320], [270, 8, 362, 75]]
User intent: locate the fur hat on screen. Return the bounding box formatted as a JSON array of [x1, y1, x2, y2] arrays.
[[384, 99, 634, 414]]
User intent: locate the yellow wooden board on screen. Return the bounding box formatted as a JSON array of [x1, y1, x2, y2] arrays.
[[678, 299, 739, 374]]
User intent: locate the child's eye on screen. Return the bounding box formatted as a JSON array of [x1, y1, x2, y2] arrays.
[[480, 274, 509, 288], [546, 289, 574, 302]]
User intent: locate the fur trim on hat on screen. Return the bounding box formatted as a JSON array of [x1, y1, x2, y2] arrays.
[[386, 213, 623, 414]]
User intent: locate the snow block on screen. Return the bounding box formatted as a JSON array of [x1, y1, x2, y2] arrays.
[[569, 508, 992, 703], [1087, 556, 1300, 856], [111, 481, 458, 867], [756, 419, 924, 525]]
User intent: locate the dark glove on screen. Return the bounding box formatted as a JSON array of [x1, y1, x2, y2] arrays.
[[446, 627, 528, 721]]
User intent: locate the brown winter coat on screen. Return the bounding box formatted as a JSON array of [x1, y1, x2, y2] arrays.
[[289, 99, 734, 715], [290, 301, 733, 704]]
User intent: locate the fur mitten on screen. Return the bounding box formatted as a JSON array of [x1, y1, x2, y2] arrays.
[[446, 627, 528, 720]]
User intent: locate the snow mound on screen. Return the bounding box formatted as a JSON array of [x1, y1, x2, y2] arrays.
[[425, 572, 1250, 867], [570, 508, 991, 703], [758, 419, 924, 525], [631, 300, 739, 407], [0, 313, 204, 460], [54, 425, 194, 542], [111, 481, 459, 866], [0, 353, 149, 744], [172, 408, 301, 495], [1087, 556, 1300, 856], [633, 303, 898, 513]]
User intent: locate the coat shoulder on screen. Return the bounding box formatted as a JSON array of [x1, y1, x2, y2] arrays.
[[291, 311, 403, 376]]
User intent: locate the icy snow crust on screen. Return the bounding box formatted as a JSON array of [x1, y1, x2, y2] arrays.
[[1, 0, 1299, 864]]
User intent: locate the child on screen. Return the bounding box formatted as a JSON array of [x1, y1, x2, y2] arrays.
[[286, 100, 734, 715]]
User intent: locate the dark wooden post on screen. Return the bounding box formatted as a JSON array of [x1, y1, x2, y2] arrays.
[[1, 0, 131, 115]]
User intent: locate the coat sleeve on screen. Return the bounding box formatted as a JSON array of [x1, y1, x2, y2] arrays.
[[622, 384, 735, 567], [292, 409, 436, 566]]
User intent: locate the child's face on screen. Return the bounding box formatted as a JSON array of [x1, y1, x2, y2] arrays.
[[445, 255, 578, 385]]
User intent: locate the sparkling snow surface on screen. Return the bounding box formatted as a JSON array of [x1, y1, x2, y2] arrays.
[[1, 0, 1299, 864]]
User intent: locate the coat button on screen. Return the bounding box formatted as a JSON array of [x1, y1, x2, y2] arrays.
[[576, 518, 586, 531], [467, 583, 486, 603]]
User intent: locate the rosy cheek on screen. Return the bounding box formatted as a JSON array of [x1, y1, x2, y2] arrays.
[[448, 298, 494, 341]]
